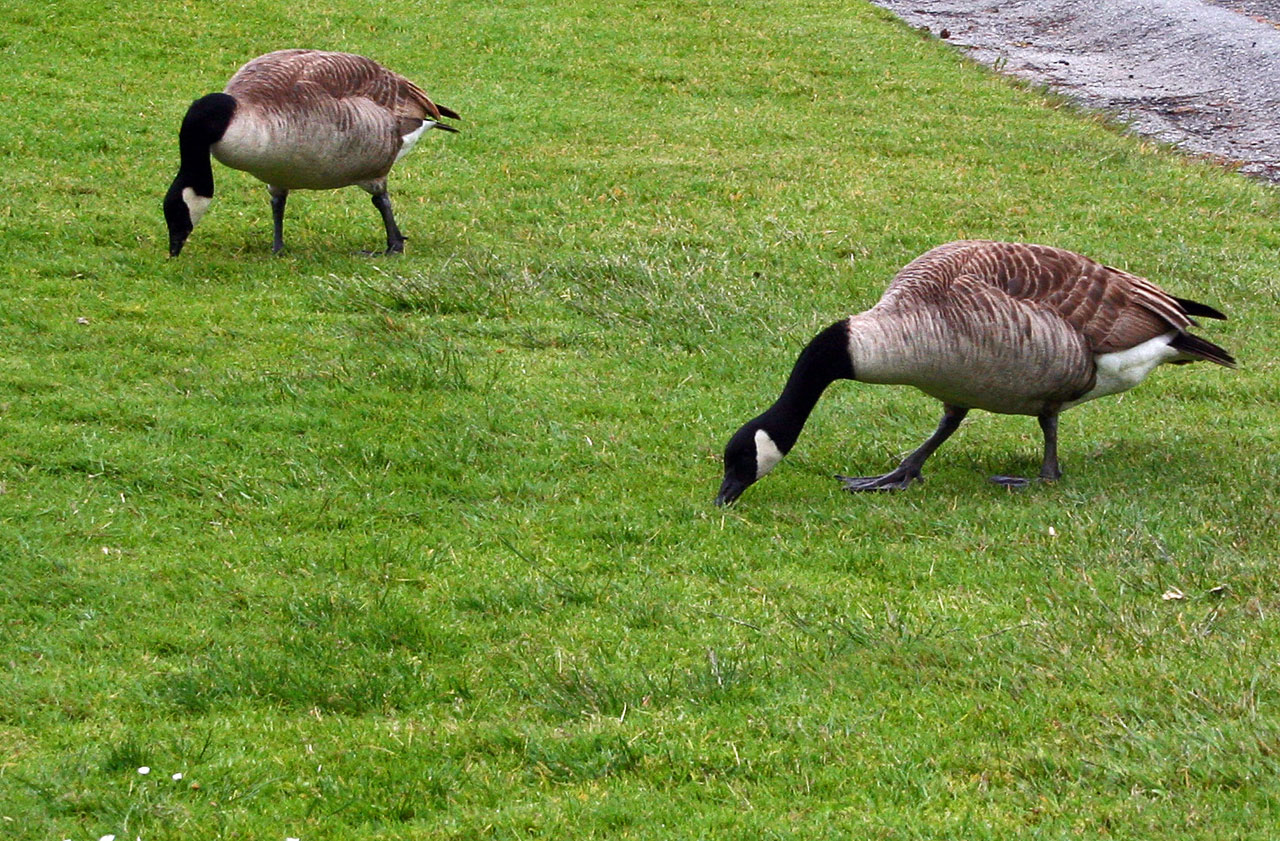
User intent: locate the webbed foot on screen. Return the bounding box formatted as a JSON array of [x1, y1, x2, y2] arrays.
[[836, 469, 923, 492], [989, 474, 1058, 489]]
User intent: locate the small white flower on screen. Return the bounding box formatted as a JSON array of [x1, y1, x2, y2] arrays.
[[172, 772, 184, 781], [100, 835, 116, 841], [1047, 526, 1057, 537], [137, 766, 150, 775]]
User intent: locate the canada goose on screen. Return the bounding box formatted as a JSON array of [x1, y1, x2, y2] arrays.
[[164, 49, 459, 256], [715, 240, 1236, 505]]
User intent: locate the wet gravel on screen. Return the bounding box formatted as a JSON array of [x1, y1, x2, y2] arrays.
[[868, 0, 1280, 182], [1204, 1, 1280, 23]]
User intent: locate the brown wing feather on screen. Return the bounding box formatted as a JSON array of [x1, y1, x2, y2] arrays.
[[887, 241, 1206, 355], [226, 49, 456, 123]]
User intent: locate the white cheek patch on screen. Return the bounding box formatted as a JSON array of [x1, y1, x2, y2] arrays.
[[182, 187, 212, 226], [754, 428, 785, 479]]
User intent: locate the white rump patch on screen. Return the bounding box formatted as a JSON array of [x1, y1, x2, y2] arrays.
[[1068, 331, 1180, 408], [754, 429, 785, 479], [182, 187, 212, 226], [395, 122, 432, 162]]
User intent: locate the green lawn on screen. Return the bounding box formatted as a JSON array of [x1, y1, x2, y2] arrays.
[[2, 0, 1279, 837]]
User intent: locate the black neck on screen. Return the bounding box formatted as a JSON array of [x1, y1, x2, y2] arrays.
[[175, 93, 236, 197], [758, 320, 855, 452]]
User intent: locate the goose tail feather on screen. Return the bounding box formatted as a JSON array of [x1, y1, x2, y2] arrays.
[[1170, 331, 1237, 368], [1173, 296, 1228, 321]]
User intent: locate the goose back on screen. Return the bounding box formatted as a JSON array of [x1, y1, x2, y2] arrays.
[[214, 50, 452, 190], [848, 241, 1230, 415]]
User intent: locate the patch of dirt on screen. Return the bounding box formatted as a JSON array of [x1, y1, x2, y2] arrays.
[[868, 0, 1280, 182]]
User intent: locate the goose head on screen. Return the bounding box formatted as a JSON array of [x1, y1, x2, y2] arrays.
[[163, 180, 211, 257], [715, 421, 788, 506], [164, 93, 235, 257], [714, 320, 855, 506]]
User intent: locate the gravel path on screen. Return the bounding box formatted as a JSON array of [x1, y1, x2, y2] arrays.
[[868, 0, 1280, 182]]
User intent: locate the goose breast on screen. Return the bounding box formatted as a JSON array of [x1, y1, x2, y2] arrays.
[[212, 97, 399, 190], [848, 278, 1097, 416]]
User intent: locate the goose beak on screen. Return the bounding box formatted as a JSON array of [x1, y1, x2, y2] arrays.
[[163, 192, 194, 257], [714, 474, 750, 507]]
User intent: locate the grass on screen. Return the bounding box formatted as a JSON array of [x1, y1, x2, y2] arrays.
[[2, 0, 1279, 837]]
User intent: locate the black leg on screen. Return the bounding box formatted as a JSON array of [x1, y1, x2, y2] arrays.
[[991, 408, 1063, 487], [371, 191, 405, 255], [269, 188, 288, 254], [1037, 412, 1062, 481], [838, 405, 969, 492]]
